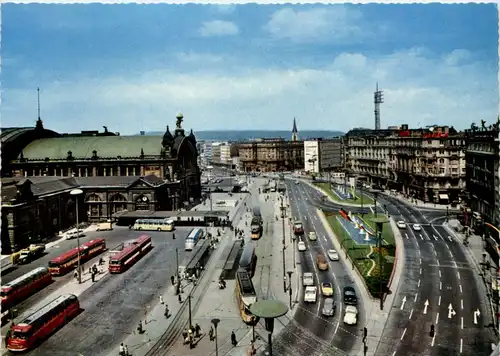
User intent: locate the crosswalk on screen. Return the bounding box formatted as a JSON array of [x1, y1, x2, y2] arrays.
[[402, 231, 457, 243]]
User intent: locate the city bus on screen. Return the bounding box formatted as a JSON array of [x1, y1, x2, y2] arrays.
[[1, 267, 53, 311], [48, 238, 107, 276], [235, 268, 258, 325], [133, 218, 175, 232], [109, 235, 152, 273], [185, 228, 204, 251], [6, 294, 80, 352], [238, 243, 257, 277]]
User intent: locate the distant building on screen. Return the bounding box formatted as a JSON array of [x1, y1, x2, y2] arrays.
[[345, 124, 466, 203], [465, 123, 500, 227], [303, 138, 343, 174]]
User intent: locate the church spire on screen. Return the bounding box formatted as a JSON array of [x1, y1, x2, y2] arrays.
[[291, 117, 298, 141]]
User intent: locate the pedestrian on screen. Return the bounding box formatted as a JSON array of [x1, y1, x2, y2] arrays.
[[164, 304, 169, 318], [171, 275, 175, 285], [231, 331, 237, 347], [178, 294, 182, 303], [209, 326, 214, 341], [124, 345, 129, 356], [119, 343, 125, 356], [91, 271, 95, 283], [182, 328, 188, 342], [173, 233, 176, 240], [195, 323, 201, 337], [74, 271, 78, 280], [160, 295, 164, 304]]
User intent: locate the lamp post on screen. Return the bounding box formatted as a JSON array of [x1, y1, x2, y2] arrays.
[[70, 188, 84, 284], [280, 196, 286, 293], [287, 271, 293, 309], [211, 318, 220, 356], [249, 300, 288, 356], [370, 216, 389, 311]]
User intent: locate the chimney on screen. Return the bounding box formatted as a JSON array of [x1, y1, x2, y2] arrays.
[[140, 131, 145, 136]]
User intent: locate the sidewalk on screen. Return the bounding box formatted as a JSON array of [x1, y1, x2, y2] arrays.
[[316, 210, 405, 356]]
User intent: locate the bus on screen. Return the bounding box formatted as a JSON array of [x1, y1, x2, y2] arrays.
[[239, 243, 257, 277], [109, 235, 152, 273], [48, 238, 107, 276], [6, 294, 80, 352], [185, 228, 204, 251], [1, 267, 52, 311], [250, 217, 263, 240], [133, 218, 175, 232], [235, 268, 258, 325], [293, 220, 304, 235]]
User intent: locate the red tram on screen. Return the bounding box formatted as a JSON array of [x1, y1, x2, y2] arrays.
[[6, 294, 80, 352], [108, 235, 152, 273], [48, 238, 106, 276], [1, 267, 53, 311]]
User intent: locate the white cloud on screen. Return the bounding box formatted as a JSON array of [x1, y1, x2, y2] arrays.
[[199, 20, 239, 37], [175, 52, 223, 64], [264, 7, 364, 42], [3, 48, 496, 134]]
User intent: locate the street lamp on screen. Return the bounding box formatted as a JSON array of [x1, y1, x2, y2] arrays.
[[211, 318, 220, 356], [280, 196, 286, 293], [249, 300, 288, 356], [287, 271, 293, 309], [369, 216, 390, 311], [70, 188, 84, 284]]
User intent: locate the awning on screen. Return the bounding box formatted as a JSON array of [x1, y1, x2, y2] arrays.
[[439, 194, 449, 200]]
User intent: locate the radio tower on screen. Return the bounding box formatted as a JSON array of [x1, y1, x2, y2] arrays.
[[374, 83, 384, 130]]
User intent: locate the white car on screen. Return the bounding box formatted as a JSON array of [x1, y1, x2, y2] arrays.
[[297, 241, 307, 251], [65, 230, 84, 240], [308, 232, 317, 241], [396, 221, 407, 229], [412, 224, 422, 231], [343, 305, 358, 325], [304, 286, 317, 303], [302, 272, 314, 287], [327, 249, 339, 261]]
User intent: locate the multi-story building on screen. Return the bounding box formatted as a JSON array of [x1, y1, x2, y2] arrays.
[[211, 142, 222, 166], [304, 138, 343, 174], [220, 143, 232, 167], [201, 141, 213, 166], [465, 126, 500, 227], [346, 125, 466, 203]]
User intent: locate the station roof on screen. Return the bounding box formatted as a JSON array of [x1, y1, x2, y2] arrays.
[[113, 209, 228, 219]]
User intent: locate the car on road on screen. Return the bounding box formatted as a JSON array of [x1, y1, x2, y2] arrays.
[[64, 230, 84, 240], [327, 249, 339, 261], [322, 298, 336, 316], [297, 241, 307, 251], [412, 224, 422, 231], [343, 286, 358, 305], [308, 231, 317, 241], [316, 254, 329, 271], [303, 272, 314, 287], [396, 221, 407, 229], [304, 286, 317, 303], [343, 305, 358, 325], [321, 282, 334, 296], [295, 181, 300, 185]]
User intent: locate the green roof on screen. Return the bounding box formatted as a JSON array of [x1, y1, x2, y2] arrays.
[[20, 135, 164, 160]]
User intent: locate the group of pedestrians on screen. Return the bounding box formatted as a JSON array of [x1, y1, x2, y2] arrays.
[[182, 323, 202, 348]]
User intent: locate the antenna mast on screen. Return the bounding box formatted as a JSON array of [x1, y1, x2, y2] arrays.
[[37, 87, 41, 120], [374, 83, 384, 130]]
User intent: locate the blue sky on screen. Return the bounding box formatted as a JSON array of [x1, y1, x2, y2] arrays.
[[2, 3, 498, 134]]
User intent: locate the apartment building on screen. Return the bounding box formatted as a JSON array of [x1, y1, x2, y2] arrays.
[[237, 138, 304, 172], [346, 125, 466, 203], [304, 138, 343, 173], [465, 127, 500, 226], [211, 142, 222, 166]]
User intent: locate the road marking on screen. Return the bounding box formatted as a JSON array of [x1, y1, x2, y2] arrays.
[[438, 295, 441, 306], [414, 293, 418, 302], [448, 236, 452, 242], [431, 332, 436, 346], [334, 321, 339, 333], [405, 233, 409, 240], [400, 296, 407, 310], [418, 279, 421, 287], [439, 282, 442, 290], [461, 299, 463, 310], [423, 299, 429, 314], [461, 316, 464, 329], [445, 244, 451, 250], [435, 312, 439, 325], [438, 270, 441, 278], [457, 271, 461, 279], [401, 328, 407, 340], [420, 234, 424, 240], [453, 261, 458, 268], [436, 260, 440, 266], [419, 258, 422, 264], [459, 284, 462, 293], [409, 308, 414, 319], [433, 235, 438, 241], [420, 268, 422, 275], [434, 249, 437, 256], [460, 338, 463, 353], [391, 352, 396, 356]]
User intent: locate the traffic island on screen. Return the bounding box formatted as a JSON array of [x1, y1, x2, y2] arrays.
[[324, 211, 395, 300], [314, 182, 374, 206]]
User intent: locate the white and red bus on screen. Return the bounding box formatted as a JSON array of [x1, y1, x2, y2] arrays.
[[48, 238, 107, 276], [1, 267, 52, 310], [109, 235, 152, 274], [6, 294, 80, 352]]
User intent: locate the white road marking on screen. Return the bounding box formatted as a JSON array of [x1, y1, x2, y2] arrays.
[[418, 279, 421, 287], [414, 293, 418, 302], [461, 316, 464, 329], [433, 235, 438, 241], [391, 352, 396, 356], [334, 321, 339, 333], [405, 233, 409, 240], [434, 249, 437, 256], [461, 299, 463, 310], [435, 312, 439, 325], [409, 308, 414, 319], [436, 260, 440, 266], [420, 258, 422, 264], [439, 282, 442, 290], [459, 284, 462, 293], [431, 332, 436, 346], [448, 236, 452, 242], [445, 243, 451, 250], [457, 271, 461, 279], [438, 295, 441, 306], [420, 234, 424, 240], [439, 270, 441, 278], [420, 268, 422, 275], [460, 338, 463, 353], [401, 328, 407, 340]]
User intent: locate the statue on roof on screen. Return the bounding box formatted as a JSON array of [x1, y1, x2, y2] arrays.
[[176, 113, 184, 130]]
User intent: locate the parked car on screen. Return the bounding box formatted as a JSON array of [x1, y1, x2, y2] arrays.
[[303, 272, 315, 287], [343, 306, 358, 325], [304, 286, 317, 303], [327, 249, 339, 261], [396, 221, 407, 229], [412, 224, 422, 231], [322, 298, 336, 317], [297, 241, 307, 251]]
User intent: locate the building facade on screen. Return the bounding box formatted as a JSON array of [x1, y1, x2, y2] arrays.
[[237, 138, 304, 172], [465, 126, 500, 227], [346, 125, 466, 203], [304, 138, 343, 174]]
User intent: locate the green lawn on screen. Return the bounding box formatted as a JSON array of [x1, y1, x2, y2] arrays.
[[315, 182, 374, 205], [325, 211, 395, 298]]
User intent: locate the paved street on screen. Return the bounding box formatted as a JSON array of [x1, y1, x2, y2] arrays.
[[375, 194, 495, 356]]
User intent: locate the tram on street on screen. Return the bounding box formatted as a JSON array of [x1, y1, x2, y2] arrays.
[[250, 217, 263, 240], [133, 218, 175, 232], [235, 268, 259, 325], [238, 243, 257, 277], [1, 267, 53, 311], [185, 228, 204, 251], [6, 294, 80, 352], [48, 238, 107, 276], [109, 235, 152, 273]]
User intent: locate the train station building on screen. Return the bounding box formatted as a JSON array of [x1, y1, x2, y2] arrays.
[[1, 113, 202, 254]]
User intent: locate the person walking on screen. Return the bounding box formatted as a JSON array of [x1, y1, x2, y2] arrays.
[[119, 343, 125, 356], [171, 275, 175, 285], [124, 345, 129, 356], [231, 331, 237, 347]]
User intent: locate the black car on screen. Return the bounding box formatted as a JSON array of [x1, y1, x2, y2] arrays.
[[343, 286, 358, 306]]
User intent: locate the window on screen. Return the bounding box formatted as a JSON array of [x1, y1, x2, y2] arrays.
[[440, 168, 445, 174]]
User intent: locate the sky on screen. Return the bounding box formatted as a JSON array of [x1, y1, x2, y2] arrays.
[[1, 3, 498, 135]]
